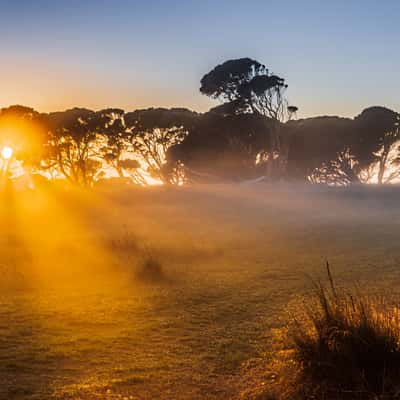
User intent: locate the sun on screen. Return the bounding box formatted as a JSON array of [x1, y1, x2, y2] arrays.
[[1, 146, 13, 160]]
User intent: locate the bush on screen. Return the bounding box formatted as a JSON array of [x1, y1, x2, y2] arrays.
[[285, 263, 400, 399], [136, 253, 164, 282]]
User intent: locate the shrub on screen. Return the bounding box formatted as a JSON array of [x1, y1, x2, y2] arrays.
[[285, 263, 400, 399], [136, 253, 164, 282]]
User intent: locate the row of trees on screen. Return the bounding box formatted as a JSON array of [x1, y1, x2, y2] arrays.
[[0, 106, 192, 186], [1, 58, 399, 187]]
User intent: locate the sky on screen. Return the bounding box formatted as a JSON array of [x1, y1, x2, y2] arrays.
[[0, 0, 399, 118]]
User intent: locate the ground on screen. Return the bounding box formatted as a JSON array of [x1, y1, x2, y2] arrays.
[[1, 183, 400, 399]]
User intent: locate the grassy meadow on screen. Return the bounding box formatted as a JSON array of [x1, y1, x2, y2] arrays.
[[1, 183, 400, 399]]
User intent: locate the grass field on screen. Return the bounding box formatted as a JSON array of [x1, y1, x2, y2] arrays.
[[1, 183, 400, 399]]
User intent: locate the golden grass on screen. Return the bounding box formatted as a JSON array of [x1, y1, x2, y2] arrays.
[[1, 183, 400, 399]]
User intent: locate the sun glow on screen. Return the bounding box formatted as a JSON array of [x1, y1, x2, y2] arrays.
[[1, 146, 13, 160]]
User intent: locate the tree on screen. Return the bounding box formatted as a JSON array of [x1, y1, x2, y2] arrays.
[[96, 108, 143, 185], [0, 105, 46, 177], [200, 58, 290, 119], [200, 58, 266, 104], [200, 58, 295, 179], [43, 108, 103, 186], [287, 106, 299, 120], [353, 107, 400, 184], [308, 149, 366, 186], [287, 108, 400, 185], [374, 127, 400, 184], [286, 116, 354, 182], [124, 108, 195, 183], [167, 111, 274, 182]]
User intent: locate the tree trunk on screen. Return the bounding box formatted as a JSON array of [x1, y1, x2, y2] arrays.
[[377, 147, 389, 185]]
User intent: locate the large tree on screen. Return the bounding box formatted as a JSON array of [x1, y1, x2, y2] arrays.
[[200, 58, 295, 179], [200, 58, 290, 119]]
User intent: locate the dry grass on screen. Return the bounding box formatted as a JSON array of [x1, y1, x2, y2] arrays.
[[271, 264, 400, 400]]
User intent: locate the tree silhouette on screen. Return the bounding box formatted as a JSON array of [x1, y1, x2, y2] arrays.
[[43, 108, 103, 186], [125, 108, 194, 183], [0, 97, 399, 187], [200, 58, 296, 179], [96, 108, 143, 184], [167, 111, 274, 181], [200, 58, 290, 119], [286, 116, 354, 183], [353, 107, 400, 184], [0, 105, 46, 177], [308, 149, 366, 186], [200, 58, 265, 103], [287, 108, 400, 185]]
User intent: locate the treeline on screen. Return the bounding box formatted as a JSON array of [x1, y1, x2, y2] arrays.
[[1, 58, 399, 186]]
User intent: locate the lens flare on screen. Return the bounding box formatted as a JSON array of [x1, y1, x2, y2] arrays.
[[1, 146, 13, 160]]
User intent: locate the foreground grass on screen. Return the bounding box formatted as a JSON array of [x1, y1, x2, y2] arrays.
[[1, 184, 400, 399], [272, 264, 400, 400]]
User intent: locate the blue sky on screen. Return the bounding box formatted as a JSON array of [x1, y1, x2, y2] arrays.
[[0, 0, 399, 117]]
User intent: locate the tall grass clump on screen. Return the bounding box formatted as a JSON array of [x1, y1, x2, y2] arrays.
[[285, 263, 400, 399], [135, 247, 164, 283]]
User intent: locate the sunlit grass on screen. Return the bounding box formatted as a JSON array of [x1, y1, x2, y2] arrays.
[[1, 184, 400, 399], [265, 265, 400, 400]]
